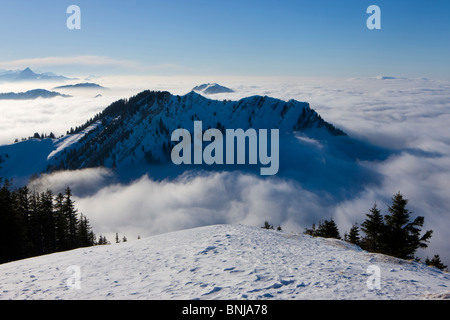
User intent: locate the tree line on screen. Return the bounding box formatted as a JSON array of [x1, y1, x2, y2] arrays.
[[265, 192, 447, 271], [0, 178, 101, 264]]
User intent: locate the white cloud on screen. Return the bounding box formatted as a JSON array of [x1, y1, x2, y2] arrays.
[[66, 171, 320, 241]]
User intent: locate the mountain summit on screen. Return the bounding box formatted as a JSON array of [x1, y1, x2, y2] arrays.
[[18, 67, 36, 79], [193, 83, 234, 94], [0, 67, 72, 82]]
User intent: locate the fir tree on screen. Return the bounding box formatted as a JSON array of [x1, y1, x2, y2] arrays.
[[316, 218, 341, 239], [64, 187, 79, 249], [0, 179, 25, 263], [304, 219, 341, 239], [78, 214, 95, 247], [304, 223, 317, 237], [425, 255, 447, 271], [262, 221, 274, 230], [29, 191, 44, 256], [345, 223, 361, 245], [12, 186, 33, 256], [39, 190, 56, 254], [360, 203, 385, 253], [0, 179, 97, 265], [383, 192, 433, 259], [54, 192, 69, 251]]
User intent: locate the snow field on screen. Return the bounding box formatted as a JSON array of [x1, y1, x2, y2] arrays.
[[0, 224, 448, 300]]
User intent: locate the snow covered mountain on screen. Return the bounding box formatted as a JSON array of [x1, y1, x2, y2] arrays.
[[193, 83, 234, 94], [0, 90, 388, 190], [0, 89, 71, 100], [0, 67, 72, 82], [0, 224, 448, 300]]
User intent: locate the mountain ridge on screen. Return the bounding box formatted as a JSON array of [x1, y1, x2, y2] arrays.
[[0, 89, 388, 194], [0, 89, 71, 100], [0, 67, 73, 82]]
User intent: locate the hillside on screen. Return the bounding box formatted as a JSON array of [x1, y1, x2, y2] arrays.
[[0, 224, 448, 300]]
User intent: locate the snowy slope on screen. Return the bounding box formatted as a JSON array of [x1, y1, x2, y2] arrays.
[[0, 224, 448, 300], [0, 122, 100, 185]]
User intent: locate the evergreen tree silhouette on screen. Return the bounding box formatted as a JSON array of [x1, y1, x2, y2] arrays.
[[345, 223, 360, 245], [361, 203, 385, 253], [383, 192, 432, 259], [425, 255, 447, 271]]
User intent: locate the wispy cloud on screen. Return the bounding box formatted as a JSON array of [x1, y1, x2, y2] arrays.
[[0, 56, 190, 75], [0, 55, 139, 69]]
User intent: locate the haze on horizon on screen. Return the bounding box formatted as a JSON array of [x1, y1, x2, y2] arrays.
[[0, 0, 449, 79]]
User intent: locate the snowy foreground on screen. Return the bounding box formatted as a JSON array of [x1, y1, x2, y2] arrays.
[[0, 224, 449, 300]]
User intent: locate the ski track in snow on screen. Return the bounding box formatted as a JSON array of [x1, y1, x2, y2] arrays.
[[0, 224, 449, 300]]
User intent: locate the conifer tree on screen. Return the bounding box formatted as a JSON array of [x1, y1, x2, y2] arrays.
[[0, 179, 24, 263], [54, 192, 69, 251], [262, 221, 274, 230], [383, 192, 432, 259], [39, 190, 56, 254], [361, 203, 385, 253], [0, 179, 97, 264], [316, 218, 341, 239], [64, 187, 79, 249], [304, 223, 317, 236], [78, 214, 94, 247], [29, 191, 43, 256], [12, 186, 33, 256], [425, 255, 447, 271], [345, 223, 361, 245]]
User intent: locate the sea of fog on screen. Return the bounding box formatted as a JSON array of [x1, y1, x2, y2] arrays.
[[1, 75, 449, 266]]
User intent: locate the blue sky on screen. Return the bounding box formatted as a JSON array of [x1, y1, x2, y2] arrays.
[[0, 0, 449, 78]]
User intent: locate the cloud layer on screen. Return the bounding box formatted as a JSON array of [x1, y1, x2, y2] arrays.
[[2, 75, 450, 266]]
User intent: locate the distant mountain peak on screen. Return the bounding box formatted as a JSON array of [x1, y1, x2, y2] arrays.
[[21, 67, 34, 73], [53, 82, 106, 90], [0, 67, 73, 82], [193, 83, 234, 95], [18, 67, 38, 79], [0, 89, 71, 100]]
